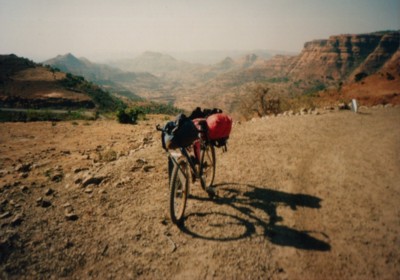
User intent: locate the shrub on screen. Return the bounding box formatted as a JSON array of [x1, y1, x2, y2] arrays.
[[116, 108, 144, 124], [239, 84, 283, 119], [354, 72, 368, 82], [386, 72, 395, 80]]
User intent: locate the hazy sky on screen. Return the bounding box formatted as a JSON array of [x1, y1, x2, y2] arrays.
[[1, 0, 399, 62]]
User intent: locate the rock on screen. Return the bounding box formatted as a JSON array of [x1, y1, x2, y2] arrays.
[[131, 166, 142, 172], [118, 151, 126, 157], [81, 175, 106, 187], [45, 188, 54, 196], [0, 169, 8, 178], [74, 178, 83, 185], [36, 197, 52, 208], [84, 186, 93, 193], [64, 239, 74, 249], [20, 185, 29, 193], [338, 103, 349, 110], [41, 200, 52, 208], [62, 202, 72, 208], [0, 211, 12, 219], [136, 158, 147, 165], [51, 173, 64, 182], [114, 176, 133, 188], [114, 182, 124, 188], [11, 214, 23, 226], [19, 172, 29, 179], [143, 165, 155, 172], [55, 165, 63, 171], [65, 212, 78, 221], [300, 108, 308, 115], [73, 167, 89, 174], [1, 184, 10, 192], [15, 163, 31, 173], [142, 137, 153, 145], [132, 159, 148, 172], [0, 199, 7, 206]]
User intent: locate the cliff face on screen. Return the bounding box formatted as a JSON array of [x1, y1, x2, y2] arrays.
[[287, 31, 399, 81]]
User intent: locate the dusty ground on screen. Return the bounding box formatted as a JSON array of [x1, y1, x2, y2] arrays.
[[0, 107, 399, 279]]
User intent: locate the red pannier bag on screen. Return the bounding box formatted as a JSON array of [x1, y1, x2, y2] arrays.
[[206, 113, 232, 141]]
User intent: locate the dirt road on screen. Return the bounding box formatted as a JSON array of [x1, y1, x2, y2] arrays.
[[1, 106, 399, 279]]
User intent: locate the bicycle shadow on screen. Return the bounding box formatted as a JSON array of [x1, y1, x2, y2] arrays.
[[181, 183, 331, 251]]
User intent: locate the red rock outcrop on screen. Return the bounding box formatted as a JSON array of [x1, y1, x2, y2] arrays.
[[287, 31, 399, 82]]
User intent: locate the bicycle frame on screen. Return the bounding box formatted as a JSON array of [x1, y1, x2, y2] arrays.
[[167, 140, 207, 184]]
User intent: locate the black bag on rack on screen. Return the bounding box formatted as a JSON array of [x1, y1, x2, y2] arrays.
[[162, 114, 199, 150]]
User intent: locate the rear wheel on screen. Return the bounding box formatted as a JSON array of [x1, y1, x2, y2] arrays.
[[200, 144, 216, 190], [170, 158, 189, 225]]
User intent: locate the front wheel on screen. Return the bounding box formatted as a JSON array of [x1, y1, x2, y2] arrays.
[[200, 144, 216, 190], [170, 158, 189, 225]]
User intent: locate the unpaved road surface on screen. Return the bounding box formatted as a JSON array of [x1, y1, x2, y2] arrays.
[[1, 107, 399, 279]]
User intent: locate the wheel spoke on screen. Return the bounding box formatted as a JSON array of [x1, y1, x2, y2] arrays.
[[170, 159, 189, 224]]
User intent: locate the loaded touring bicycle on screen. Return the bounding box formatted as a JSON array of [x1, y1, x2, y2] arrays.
[[156, 109, 232, 225]]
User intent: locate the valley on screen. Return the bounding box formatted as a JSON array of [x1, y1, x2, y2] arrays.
[[40, 31, 400, 116]]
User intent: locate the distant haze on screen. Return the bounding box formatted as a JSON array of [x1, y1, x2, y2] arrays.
[[1, 0, 399, 63]]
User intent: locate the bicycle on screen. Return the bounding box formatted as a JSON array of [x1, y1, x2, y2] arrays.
[[156, 120, 216, 225]]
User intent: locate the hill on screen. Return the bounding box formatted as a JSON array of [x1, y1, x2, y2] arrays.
[[110, 51, 199, 75], [43, 53, 163, 100], [170, 31, 400, 112], [0, 54, 123, 111]]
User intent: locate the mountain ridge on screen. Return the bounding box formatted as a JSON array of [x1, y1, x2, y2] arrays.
[[44, 53, 164, 100], [0, 54, 122, 111]]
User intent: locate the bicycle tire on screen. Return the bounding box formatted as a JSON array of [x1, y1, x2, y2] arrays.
[[200, 144, 216, 190], [170, 158, 189, 225]]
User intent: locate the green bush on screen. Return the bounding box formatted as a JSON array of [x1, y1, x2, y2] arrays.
[[129, 102, 182, 115], [354, 72, 368, 82], [116, 108, 144, 124]]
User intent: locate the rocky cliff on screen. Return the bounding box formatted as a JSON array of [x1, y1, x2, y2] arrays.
[[287, 31, 399, 82]]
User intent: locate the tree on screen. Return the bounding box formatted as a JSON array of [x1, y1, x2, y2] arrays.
[[239, 84, 281, 119]]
